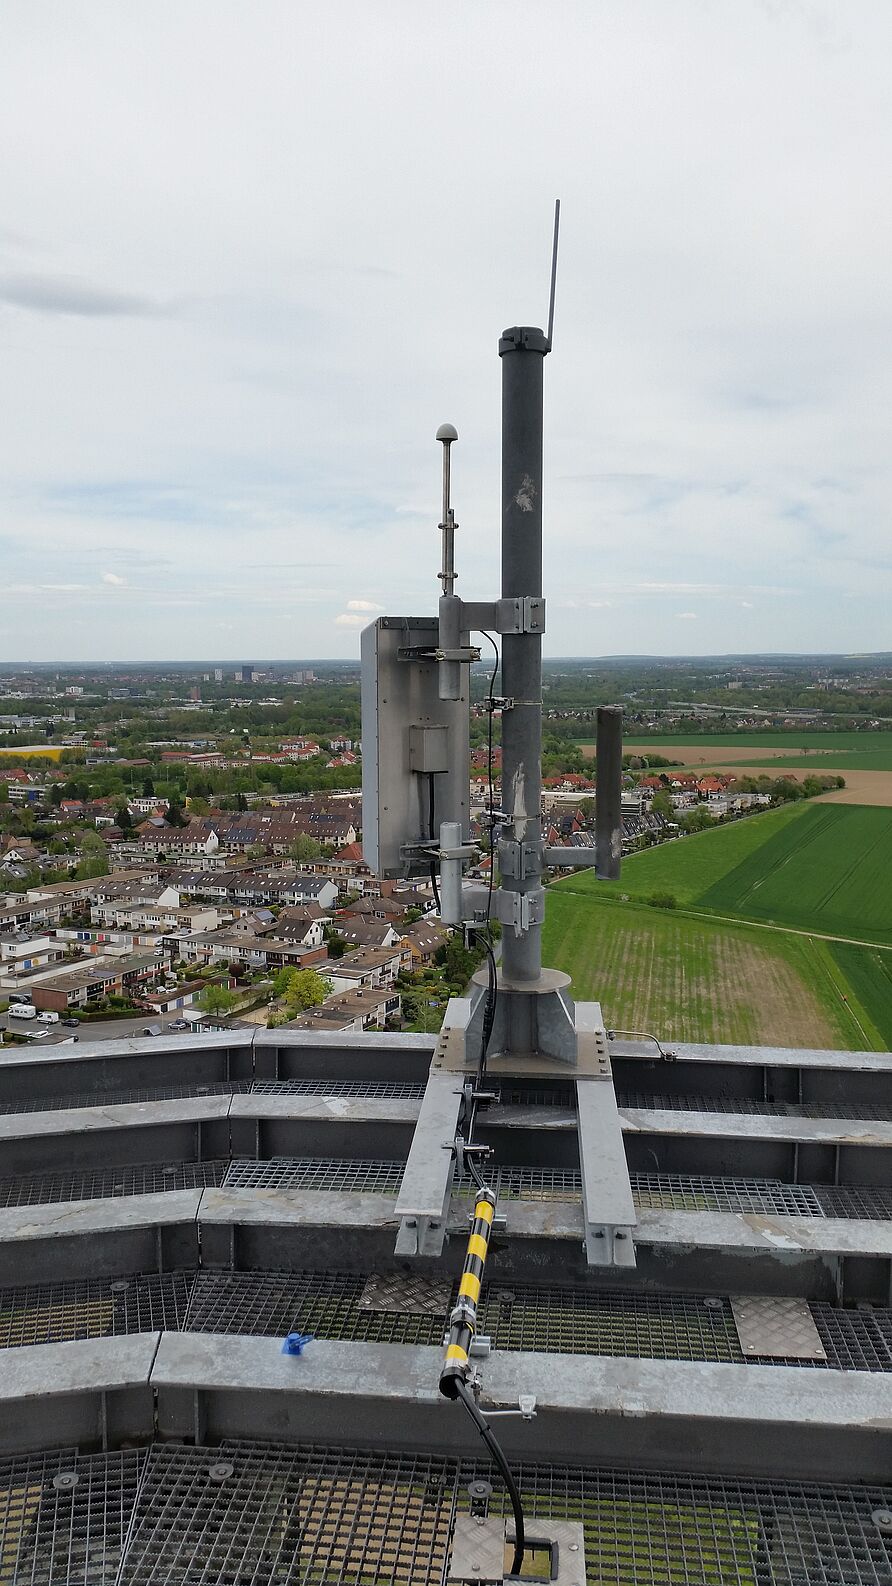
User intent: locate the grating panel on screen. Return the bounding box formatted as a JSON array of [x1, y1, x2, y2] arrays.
[[455, 1453, 892, 1586], [223, 1157, 407, 1194], [252, 1080, 426, 1099], [630, 1173, 826, 1216], [0, 1080, 252, 1115], [619, 1091, 892, 1122], [0, 1271, 193, 1349], [2, 1439, 891, 1583], [186, 1269, 447, 1347], [184, 1267, 892, 1373], [817, 1184, 892, 1221], [0, 1446, 145, 1584], [220, 1157, 892, 1222], [119, 1441, 456, 1586], [0, 1159, 228, 1209], [812, 1305, 892, 1374]]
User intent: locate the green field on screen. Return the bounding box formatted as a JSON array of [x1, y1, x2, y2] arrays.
[[551, 801, 892, 1045], [696, 805, 892, 942], [728, 750, 892, 771], [623, 731, 892, 753], [561, 802, 892, 945], [567, 802, 808, 908], [616, 729, 892, 773], [542, 892, 878, 1048], [827, 944, 892, 1048]]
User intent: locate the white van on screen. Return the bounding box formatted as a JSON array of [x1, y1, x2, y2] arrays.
[[8, 1003, 37, 1021], [39, 1010, 60, 1024]]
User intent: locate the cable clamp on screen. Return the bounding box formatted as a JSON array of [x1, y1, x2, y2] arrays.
[[482, 1395, 537, 1420]]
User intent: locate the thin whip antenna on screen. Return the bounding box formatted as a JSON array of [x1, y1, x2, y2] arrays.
[[546, 198, 561, 348]]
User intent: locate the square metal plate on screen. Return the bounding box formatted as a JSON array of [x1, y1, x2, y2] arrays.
[[730, 1296, 827, 1360], [358, 1273, 452, 1315]]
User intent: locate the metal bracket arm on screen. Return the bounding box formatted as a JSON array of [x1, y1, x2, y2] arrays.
[[459, 596, 546, 635], [398, 645, 481, 663]]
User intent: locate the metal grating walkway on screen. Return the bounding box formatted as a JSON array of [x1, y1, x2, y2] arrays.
[[0, 1272, 192, 1349], [3, 1440, 888, 1585], [0, 1080, 254, 1115], [618, 1091, 892, 1121], [252, 1079, 427, 1099], [2, 1265, 891, 1372], [221, 1156, 892, 1219], [0, 1160, 229, 1209]]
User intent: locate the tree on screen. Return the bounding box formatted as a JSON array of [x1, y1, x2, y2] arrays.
[[165, 791, 188, 828], [287, 834, 322, 863], [141, 775, 155, 798], [195, 984, 239, 1016], [281, 968, 332, 1015], [650, 790, 674, 821], [115, 806, 133, 831], [0, 783, 7, 806], [74, 831, 109, 879]]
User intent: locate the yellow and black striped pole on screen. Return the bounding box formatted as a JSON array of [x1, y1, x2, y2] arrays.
[[439, 1187, 497, 1399]]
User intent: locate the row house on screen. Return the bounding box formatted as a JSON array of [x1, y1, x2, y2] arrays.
[[28, 951, 163, 1012], [327, 946, 402, 996], [290, 985, 401, 1034]]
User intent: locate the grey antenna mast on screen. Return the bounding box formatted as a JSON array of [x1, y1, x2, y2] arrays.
[[546, 198, 561, 348]]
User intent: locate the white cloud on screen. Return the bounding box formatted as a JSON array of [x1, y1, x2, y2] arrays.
[[334, 612, 367, 627], [0, 1, 890, 658], [101, 571, 126, 586], [740, 600, 755, 608], [676, 611, 698, 620]]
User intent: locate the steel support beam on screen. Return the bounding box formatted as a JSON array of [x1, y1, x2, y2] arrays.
[[393, 1068, 464, 1256]]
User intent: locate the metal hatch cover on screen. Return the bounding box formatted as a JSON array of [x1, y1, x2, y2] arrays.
[[359, 1274, 452, 1315], [730, 1296, 827, 1361]]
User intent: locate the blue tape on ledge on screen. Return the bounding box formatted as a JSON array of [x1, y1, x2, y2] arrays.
[[282, 1332, 315, 1356]]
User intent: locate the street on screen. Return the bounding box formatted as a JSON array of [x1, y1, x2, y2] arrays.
[[0, 1011, 201, 1046]]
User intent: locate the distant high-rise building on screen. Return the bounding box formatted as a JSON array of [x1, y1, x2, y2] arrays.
[[190, 686, 201, 702], [214, 668, 224, 683]]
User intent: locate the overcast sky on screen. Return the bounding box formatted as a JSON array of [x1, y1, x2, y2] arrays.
[[1, 2, 889, 662]]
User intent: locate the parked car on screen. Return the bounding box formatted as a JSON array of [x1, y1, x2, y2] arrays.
[[168, 1018, 189, 1031], [61, 1017, 80, 1027]]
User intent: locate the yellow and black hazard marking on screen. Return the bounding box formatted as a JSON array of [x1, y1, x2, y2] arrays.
[[439, 1190, 496, 1399]]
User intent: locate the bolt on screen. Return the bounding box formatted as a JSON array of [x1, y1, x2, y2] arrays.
[[569, 1542, 579, 1551]]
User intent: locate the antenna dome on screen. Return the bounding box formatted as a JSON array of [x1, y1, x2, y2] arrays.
[[436, 423, 458, 442]]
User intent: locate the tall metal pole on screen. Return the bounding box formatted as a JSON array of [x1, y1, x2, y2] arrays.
[[498, 326, 549, 984]]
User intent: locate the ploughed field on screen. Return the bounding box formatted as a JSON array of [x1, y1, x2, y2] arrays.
[[549, 802, 892, 1050]]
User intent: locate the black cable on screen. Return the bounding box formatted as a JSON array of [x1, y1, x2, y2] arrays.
[[427, 772, 441, 912], [479, 632, 500, 930], [454, 1378, 525, 1576]]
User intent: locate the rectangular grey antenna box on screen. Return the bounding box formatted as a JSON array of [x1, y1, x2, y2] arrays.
[[361, 616, 471, 877]]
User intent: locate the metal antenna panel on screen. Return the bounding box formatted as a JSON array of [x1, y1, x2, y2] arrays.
[[360, 616, 471, 878]]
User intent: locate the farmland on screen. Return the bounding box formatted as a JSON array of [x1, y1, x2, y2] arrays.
[[621, 731, 892, 756], [550, 801, 892, 1047], [542, 892, 869, 1049], [696, 805, 892, 944], [560, 802, 892, 945]]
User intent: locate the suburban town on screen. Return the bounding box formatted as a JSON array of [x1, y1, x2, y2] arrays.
[[0, 655, 857, 1046]]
